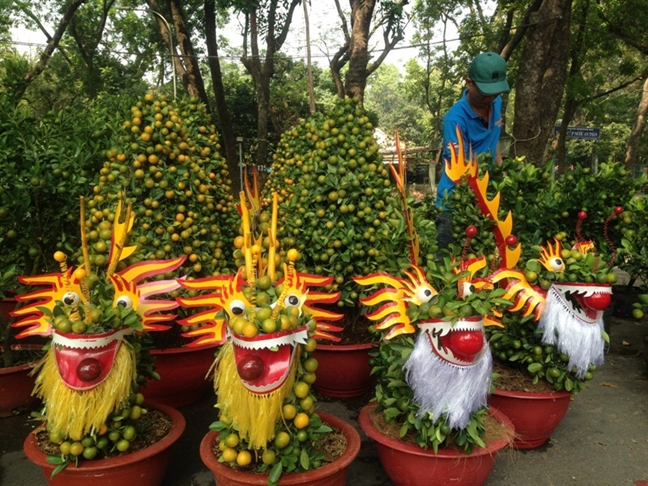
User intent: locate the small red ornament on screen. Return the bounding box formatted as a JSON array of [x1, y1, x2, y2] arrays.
[[578, 211, 587, 220], [505, 235, 518, 247], [237, 354, 265, 381], [614, 206, 624, 215], [466, 225, 478, 238]]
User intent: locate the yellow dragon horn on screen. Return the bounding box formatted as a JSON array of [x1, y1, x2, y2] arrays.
[[107, 199, 136, 275]]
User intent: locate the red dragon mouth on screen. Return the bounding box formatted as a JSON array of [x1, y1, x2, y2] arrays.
[[52, 329, 130, 391], [552, 283, 612, 323], [418, 317, 487, 367], [231, 325, 309, 394]]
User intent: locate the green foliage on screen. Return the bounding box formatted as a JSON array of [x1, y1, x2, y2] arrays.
[[487, 314, 595, 394], [370, 336, 487, 454], [0, 71, 116, 290], [619, 195, 648, 286], [82, 92, 239, 278], [272, 97, 428, 307]]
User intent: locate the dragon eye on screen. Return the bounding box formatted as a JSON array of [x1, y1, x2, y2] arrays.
[[284, 294, 300, 307], [549, 257, 565, 272], [462, 282, 475, 297], [229, 299, 247, 316], [62, 292, 80, 307], [416, 286, 434, 304], [115, 295, 133, 308]]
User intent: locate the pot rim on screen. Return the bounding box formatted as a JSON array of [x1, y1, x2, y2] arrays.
[[492, 387, 572, 400], [359, 402, 514, 459], [313, 342, 376, 352], [23, 402, 186, 471], [0, 344, 45, 374], [199, 411, 361, 484]]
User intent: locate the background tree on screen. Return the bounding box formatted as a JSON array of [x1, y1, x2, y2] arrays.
[[328, 0, 408, 103]]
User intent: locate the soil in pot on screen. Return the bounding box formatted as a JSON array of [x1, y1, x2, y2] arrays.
[[200, 411, 361, 486], [24, 403, 186, 486]]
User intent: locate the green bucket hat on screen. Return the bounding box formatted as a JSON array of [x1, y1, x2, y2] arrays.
[[469, 52, 510, 96]]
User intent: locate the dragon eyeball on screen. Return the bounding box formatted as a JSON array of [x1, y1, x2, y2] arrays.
[[229, 299, 247, 316], [462, 282, 475, 297], [284, 294, 300, 307], [62, 292, 80, 307], [549, 257, 565, 272], [115, 295, 133, 308], [416, 286, 435, 304]]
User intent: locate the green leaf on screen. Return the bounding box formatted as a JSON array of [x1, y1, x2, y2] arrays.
[[299, 449, 310, 470], [50, 462, 69, 478], [268, 462, 283, 485], [527, 362, 543, 374], [601, 330, 610, 343], [46, 455, 65, 465]]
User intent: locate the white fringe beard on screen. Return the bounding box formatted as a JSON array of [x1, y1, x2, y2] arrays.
[[403, 331, 492, 430], [538, 287, 605, 379]]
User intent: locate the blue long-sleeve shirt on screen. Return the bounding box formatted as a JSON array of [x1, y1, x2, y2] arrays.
[[436, 89, 503, 207]]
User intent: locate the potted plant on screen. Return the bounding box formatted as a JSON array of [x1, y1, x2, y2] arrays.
[[17, 199, 186, 485], [269, 112, 436, 397], [0, 264, 45, 417], [82, 91, 241, 406], [354, 251, 515, 486], [482, 207, 624, 448], [182, 194, 360, 485]]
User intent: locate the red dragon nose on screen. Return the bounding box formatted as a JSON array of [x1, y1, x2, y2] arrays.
[[237, 354, 265, 381], [441, 331, 484, 362], [76, 358, 103, 383], [582, 293, 612, 311]]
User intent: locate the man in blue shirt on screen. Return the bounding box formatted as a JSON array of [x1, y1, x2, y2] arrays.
[[436, 52, 510, 249]]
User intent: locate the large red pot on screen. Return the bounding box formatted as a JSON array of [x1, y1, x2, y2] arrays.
[[23, 403, 185, 486], [142, 343, 218, 408], [488, 387, 571, 449], [359, 402, 514, 486], [0, 297, 17, 324], [0, 344, 43, 417], [312, 342, 374, 398], [199, 411, 361, 485]]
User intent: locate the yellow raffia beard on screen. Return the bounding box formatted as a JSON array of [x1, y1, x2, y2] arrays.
[[34, 342, 136, 439], [215, 341, 297, 450]]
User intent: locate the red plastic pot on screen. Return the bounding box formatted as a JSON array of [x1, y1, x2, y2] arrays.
[[199, 411, 361, 485], [142, 343, 218, 408], [359, 402, 514, 486], [488, 388, 571, 449], [0, 297, 17, 324], [0, 344, 43, 417], [23, 403, 186, 486], [312, 342, 374, 398]]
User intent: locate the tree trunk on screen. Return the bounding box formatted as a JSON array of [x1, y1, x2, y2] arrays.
[[240, 0, 300, 167], [145, 0, 187, 95], [18, 0, 87, 101], [205, 0, 239, 194], [169, 0, 210, 107], [303, 0, 316, 114], [512, 0, 573, 166], [625, 76, 648, 170], [344, 0, 376, 102]]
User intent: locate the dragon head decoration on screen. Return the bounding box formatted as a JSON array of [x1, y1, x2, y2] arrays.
[[11, 198, 184, 438], [490, 208, 622, 378], [177, 192, 343, 450], [353, 133, 519, 430]]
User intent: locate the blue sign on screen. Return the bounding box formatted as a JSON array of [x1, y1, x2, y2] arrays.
[[554, 126, 600, 141]]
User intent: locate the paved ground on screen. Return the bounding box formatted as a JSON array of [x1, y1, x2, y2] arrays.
[[1, 317, 647, 486]]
